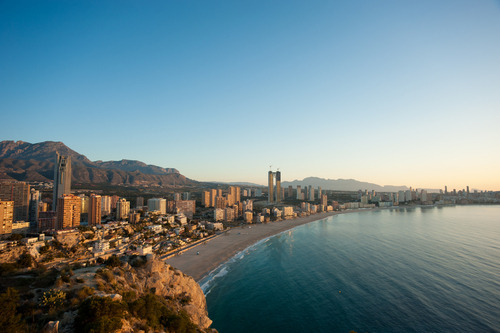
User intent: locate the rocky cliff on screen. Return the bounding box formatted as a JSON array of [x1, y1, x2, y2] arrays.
[[118, 256, 213, 329], [43, 255, 216, 332]]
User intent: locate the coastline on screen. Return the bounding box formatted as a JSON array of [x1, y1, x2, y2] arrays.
[[165, 209, 375, 283]]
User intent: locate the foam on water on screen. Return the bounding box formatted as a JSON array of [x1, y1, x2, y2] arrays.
[[200, 219, 331, 295]]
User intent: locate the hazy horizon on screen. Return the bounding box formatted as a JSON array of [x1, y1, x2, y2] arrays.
[[1, 1, 499, 191]]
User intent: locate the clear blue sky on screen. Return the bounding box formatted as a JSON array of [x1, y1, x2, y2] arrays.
[[1, 1, 499, 190]]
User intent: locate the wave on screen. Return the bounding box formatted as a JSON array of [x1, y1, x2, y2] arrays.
[[200, 218, 335, 295]]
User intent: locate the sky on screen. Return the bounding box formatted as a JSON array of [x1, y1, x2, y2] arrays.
[[1, 1, 499, 190]]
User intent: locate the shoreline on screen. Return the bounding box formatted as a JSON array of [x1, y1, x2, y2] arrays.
[[165, 209, 376, 283]]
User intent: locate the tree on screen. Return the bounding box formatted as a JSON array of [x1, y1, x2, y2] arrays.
[[17, 252, 33, 268], [104, 255, 122, 268], [0, 288, 24, 332], [129, 293, 197, 332], [74, 296, 125, 333]]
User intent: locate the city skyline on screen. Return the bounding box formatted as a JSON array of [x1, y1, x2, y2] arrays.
[[1, 1, 499, 191]]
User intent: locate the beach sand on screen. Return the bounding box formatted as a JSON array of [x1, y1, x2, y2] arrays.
[[165, 211, 344, 282]]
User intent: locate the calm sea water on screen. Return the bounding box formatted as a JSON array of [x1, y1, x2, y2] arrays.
[[203, 205, 500, 333]]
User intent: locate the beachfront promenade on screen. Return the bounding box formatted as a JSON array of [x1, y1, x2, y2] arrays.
[[165, 211, 341, 282]]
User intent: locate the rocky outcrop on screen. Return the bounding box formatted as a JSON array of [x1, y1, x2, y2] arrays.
[[122, 257, 212, 329], [88, 256, 213, 331]]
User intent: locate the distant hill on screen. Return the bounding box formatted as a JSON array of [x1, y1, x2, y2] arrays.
[[93, 160, 178, 175], [281, 177, 409, 192], [0, 140, 194, 186], [212, 181, 264, 187]]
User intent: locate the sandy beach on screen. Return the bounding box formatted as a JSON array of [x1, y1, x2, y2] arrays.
[[165, 211, 354, 282]]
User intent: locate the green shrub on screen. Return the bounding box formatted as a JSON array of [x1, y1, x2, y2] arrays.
[[96, 269, 115, 283], [105, 255, 122, 268], [39, 289, 66, 311], [0, 288, 25, 332], [74, 296, 126, 333], [17, 253, 33, 268], [129, 293, 197, 332]]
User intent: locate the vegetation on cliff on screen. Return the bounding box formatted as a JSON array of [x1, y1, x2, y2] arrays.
[[0, 255, 215, 332]]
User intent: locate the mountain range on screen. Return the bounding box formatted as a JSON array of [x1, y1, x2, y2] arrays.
[[281, 177, 411, 192], [0, 140, 194, 186], [0, 140, 431, 192]]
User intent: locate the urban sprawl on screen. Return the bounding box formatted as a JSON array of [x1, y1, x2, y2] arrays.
[[0, 157, 499, 267]]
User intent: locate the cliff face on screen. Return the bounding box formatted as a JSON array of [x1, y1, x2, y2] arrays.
[[121, 257, 212, 329]]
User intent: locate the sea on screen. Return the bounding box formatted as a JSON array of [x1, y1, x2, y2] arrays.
[[202, 205, 500, 333]]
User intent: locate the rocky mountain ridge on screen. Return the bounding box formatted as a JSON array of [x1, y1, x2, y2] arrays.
[[0, 140, 193, 186]]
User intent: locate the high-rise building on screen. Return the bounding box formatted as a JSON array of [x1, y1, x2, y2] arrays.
[[275, 171, 281, 203], [398, 190, 405, 203], [202, 191, 211, 207], [116, 198, 130, 220], [136, 197, 144, 208], [79, 195, 89, 214], [268, 171, 274, 203], [29, 189, 41, 229], [227, 187, 236, 206], [129, 212, 141, 224], [0, 181, 31, 222], [172, 200, 196, 218], [148, 198, 167, 214], [321, 194, 328, 207], [110, 195, 119, 209], [210, 189, 218, 207], [101, 196, 112, 215], [235, 187, 241, 204], [0, 200, 14, 235], [405, 190, 412, 202], [89, 194, 102, 226], [421, 190, 428, 202], [53, 153, 71, 211], [308, 186, 315, 201], [215, 196, 227, 209], [56, 194, 81, 229], [242, 199, 253, 212], [38, 211, 56, 232], [296, 186, 302, 200]]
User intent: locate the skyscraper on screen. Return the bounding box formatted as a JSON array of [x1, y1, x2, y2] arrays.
[[29, 189, 41, 229], [56, 194, 81, 229], [202, 191, 211, 207], [268, 171, 274, 203], [116, 198, 130, 220], [101, 196, 112, 215], [89, 194, 102, 226], [0, 181, 30, 222], [275, 171, 281, 203], [296, 185, 302, 200], [53, 153, 71, 211], [0, 200, 14, 235], [136, 196, 144, 208]]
